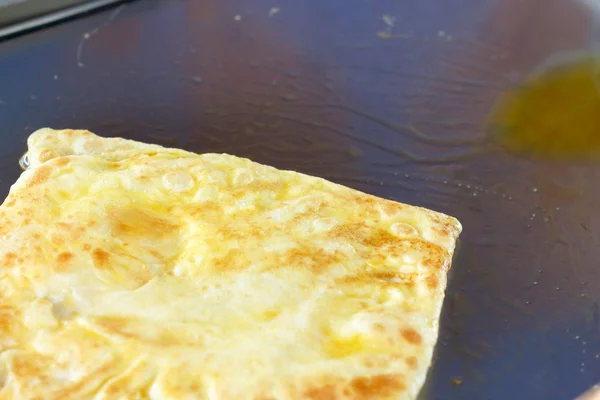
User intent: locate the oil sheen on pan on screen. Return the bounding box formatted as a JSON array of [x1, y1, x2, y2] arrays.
[[488, 52, 600, 161]]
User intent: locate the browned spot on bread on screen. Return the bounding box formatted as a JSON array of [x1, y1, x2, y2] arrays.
[[26, 165, 52, 188], [215, 223, 268, 242], [0, 306, 21, 342], [304, 374, 406, 400], [382, 200, 406, 216], [350, 374, 406, 397], [327, 223, 369, 243], [303, 383, 337, 400], [346, 194, 379, 218], [63, 129, 91, 138], [406, 356, 418, 370], [83, 243, 91, 251], [50, 234, 65, 246], [328, 224, 446, 269], [426, 274, 439, 288], [369, 271, 401, 281], [11, 354, 47, 383], [363, 229, 401, 249], [434, 225, 450, 237], [277, 245, 345, 273], [3, 252, 17, 267], [212, 248, 245, 271], [187, 202, 224, 218], [105, 162, 120, 170], [38, 149, 56, 163], [8, 351, 115, 397], [230, 180, 282, 199], [402, 303, 419, 314], [55, 222, 71, 230], [92, 248, 111, 270], [57, 252, 74, 264], [149, 249, 164, 260], [339, 270, 417, 289], [445, 220, 461, 237], [393, 239, 445, 265], [4, 199, 15, 207], [54, 157, 69, 167], [400, 328, 422, 345]]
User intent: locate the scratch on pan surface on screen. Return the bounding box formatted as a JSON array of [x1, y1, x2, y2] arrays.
[[286, 103, 484, 146], [76, 4, 126, 68]]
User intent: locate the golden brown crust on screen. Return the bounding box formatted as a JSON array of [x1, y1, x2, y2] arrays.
[[0, 128, 462, 399], [299, 374, 407, 400]]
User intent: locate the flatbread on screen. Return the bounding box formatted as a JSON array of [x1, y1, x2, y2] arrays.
[[0, 128, 461, 399]]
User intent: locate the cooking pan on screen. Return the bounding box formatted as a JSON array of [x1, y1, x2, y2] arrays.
[[0, 0, 598, 398]]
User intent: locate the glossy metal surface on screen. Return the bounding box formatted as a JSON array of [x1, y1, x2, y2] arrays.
[[0, 0, 129, 40], [0, 0, 598, 398]]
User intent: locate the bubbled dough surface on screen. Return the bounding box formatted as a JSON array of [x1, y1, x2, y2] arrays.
[[0, 128, 461, 400]]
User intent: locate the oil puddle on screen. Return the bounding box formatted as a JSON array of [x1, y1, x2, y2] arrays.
[[488, 52, 600, 160]]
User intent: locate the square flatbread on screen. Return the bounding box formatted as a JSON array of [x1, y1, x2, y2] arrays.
[[0, 128, 461, 399]]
